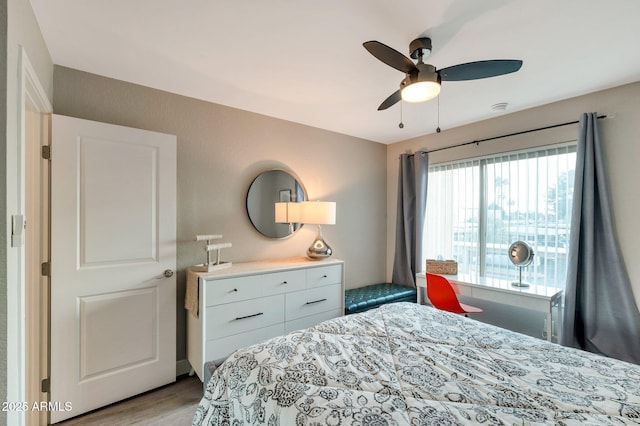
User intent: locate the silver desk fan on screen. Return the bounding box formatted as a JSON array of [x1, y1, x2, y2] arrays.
[[508, 241, 534, 287]]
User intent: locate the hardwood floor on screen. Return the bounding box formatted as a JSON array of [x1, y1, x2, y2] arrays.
[[57, 375, 203, 426]]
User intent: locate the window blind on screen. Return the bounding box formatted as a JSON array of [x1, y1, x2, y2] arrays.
[[424, 144, 576, 288]]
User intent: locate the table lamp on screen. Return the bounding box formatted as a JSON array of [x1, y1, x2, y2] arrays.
[[300, 201, 336, 259]]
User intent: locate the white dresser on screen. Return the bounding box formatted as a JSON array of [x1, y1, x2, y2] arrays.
[[187, 257, 344, 381]]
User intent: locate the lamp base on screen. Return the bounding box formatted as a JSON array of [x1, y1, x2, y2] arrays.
[[307, 225, 332, 260]]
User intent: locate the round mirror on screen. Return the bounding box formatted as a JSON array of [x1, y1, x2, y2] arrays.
[[508, 240, 534, 287], [246, 169, 307, 239], [508, 241, 534, 267]]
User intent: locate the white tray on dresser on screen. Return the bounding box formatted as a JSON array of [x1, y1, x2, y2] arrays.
[[187, 257, 345, 381]]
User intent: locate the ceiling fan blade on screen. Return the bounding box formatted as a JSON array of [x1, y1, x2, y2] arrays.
[[439, 60, 523, 81], [378, 90, 401, 110], [363, 41, 418, 74]]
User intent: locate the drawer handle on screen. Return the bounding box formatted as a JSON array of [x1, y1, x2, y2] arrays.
[[305, 298, 327, 305], [230, 288, 238, 293], [234, 312, 264, 321], [322, 275, 328, 278], [282, 281, 288, 285]]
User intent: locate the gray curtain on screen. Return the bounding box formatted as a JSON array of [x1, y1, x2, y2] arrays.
[[561, 112, 640, 364], [392, 151, 429, 288]]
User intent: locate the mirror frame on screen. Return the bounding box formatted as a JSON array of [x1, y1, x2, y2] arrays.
[[245, 168, 308, 239]]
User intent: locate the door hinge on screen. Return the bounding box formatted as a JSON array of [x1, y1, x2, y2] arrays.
[[41, 145, 51, 160], [41, 378, 50, 393], [41, 262, 51, 277]]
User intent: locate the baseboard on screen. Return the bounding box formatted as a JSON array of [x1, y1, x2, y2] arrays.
[[176, 359, 192, 377]]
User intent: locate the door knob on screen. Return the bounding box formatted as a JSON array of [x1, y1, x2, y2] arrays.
[[162, 269, 174, 278]]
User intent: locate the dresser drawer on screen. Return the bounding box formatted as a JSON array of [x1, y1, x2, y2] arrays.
[[286, 283, 342, 321], [262, 270, 306, 296], [206, 294, 285, 340], [306, 264, 342, 288], [204, 275, 263, 307], [205, 323, 285, 363]]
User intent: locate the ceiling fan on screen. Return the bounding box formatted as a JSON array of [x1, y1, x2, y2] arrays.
[[363, 37, 523, 110]]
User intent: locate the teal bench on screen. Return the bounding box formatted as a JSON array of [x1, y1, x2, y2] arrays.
[[344, 283, 417, 315]]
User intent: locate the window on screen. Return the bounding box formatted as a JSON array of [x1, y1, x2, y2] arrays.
[[424, 144, 576, 289]]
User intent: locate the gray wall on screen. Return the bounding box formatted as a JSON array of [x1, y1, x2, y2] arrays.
[[53, 66, 388, 363], [387, 81, 640, 337]]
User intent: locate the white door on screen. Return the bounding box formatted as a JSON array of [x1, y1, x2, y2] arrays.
[[50, 115, 177, 423]]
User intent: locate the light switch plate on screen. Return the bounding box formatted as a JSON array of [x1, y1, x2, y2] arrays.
[[11, 214, 25, 247]]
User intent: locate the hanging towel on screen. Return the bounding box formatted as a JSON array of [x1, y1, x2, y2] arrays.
[[185, 269, 200, 318]]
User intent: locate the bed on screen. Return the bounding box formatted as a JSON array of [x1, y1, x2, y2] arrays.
[[192, 302, 640, 425]]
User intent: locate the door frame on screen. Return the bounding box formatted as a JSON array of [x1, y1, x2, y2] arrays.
[[8, 46, 53, 426]]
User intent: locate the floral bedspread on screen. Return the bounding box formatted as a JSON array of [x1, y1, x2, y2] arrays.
[[193, 302, 640, 425]]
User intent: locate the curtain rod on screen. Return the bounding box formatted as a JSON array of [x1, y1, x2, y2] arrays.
[[422, 114, 608, 154]]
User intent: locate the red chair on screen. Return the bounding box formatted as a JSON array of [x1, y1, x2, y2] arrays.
[[426, 273, 483, 316]]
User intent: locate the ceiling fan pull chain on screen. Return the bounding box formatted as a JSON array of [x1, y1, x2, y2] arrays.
[[399, 101, 404, 129], [436, 95, 441, 133]]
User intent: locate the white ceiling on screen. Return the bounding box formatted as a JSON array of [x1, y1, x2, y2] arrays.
[[30, 0, 640, 144]]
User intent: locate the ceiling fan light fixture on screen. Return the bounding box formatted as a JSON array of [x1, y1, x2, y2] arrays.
[[401, 80, 441, 103]]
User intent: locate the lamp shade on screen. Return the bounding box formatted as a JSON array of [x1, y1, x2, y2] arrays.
[[300, 201, 336, 225], [287, 202, 302, 223], [274, 202, 302, 223], [275, 202, 288, 223]]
